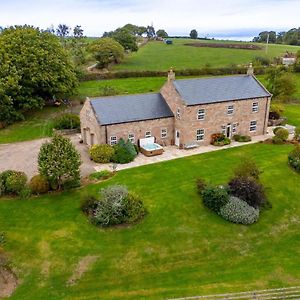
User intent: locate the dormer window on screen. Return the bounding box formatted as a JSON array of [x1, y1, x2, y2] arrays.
[[227, 105, 234, 115], [197, 109, 205, 120]]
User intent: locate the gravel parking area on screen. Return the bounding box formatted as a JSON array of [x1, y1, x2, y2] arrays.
[[0, 134, 95, 179]]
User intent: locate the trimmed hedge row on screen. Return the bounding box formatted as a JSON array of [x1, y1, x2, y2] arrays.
[[80, 66, 267, 81]]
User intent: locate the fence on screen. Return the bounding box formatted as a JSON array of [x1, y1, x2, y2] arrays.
[[168, 286, 300, 300]]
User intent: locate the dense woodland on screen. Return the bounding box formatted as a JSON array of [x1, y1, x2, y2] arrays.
[[253, 28, 300, 45]]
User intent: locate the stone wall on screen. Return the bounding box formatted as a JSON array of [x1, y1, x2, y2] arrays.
[[160, 78, 271, 147], [106, 117, 174, 146]]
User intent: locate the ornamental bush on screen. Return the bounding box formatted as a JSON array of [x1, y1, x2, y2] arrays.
[[89, 144, 115, 163], [272, 128, 289, 144], [210, 133, 231, 146], [288, 145, 300, 173], [1, 170, 27, 195], [233, 158, 261, 180], [29, 175, 49, 194], [53, 113, 80, 130], [228, 176, 265, 208], [219, 196, 259, 225], [201, 185, 229, 213], [85, 185, 146, 227], [233, 134, 252, 142], [111, 139, 137, 164]]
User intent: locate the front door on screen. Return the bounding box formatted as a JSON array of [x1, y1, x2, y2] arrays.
[[226, 123, 231, 138], [175, 130, 180, 146]]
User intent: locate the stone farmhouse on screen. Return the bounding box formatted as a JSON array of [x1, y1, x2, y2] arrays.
[[80, 66, 271, 149]]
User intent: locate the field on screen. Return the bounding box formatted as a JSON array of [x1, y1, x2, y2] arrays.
[[0, 107, 59, 144], [113, 39, 300, 71], [0, 143, 299, 299]]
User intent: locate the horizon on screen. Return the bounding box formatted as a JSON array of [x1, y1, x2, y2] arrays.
[[1, 0, 300, 41]]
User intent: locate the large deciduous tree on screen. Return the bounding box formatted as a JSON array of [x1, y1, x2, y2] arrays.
[[190, 29, 198, 39], [0, 25, 78, 126], [156, 29, 168, 38], [38, 134, 81, 190], [89, 37, 124, 69]]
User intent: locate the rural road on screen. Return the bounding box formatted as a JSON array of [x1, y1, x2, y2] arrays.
[[0, 135, 96, 179]]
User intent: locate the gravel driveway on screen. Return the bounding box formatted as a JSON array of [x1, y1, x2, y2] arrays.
[[0, 135, 96, 179]]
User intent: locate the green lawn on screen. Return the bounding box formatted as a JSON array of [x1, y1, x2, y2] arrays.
[[78, 77, 166, 98], [0, 107, 60, 144], [113, 39, 300, 71], [283, 104, 300, 126], [0, 143, 299, 299]]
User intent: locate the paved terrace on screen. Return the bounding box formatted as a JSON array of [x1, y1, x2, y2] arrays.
[[95, 130, 278, 173]]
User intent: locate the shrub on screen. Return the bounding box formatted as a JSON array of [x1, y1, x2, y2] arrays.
[[196, 177, 207, 194], [89, 170, 113, 181], [270, 103, 284, 119], [228, 176, 265, 208], [272, 136, 285, 144], [62, 179, 81, 190], [201, 185, 229, 213], [99, 85, 119, 96], [29, 175, 49, 194], [210, 133, 231, 146], [53, 113, 80, 130], [122, 192, 147, 223], [80, 195, 99, 215], [219, 196, 259, 225], [18, 186, 32, 200], [89, 144, 115, 163], [86, 185, 146, 227], [2, 171, 27, 195], [111, 139, 137, 164], [273, 127, 283, 134], [233, 134, 251, 142], [233, 158, 261, 180], [288, 145, 300, 173], [294, 127, 300, 141], [273, 128, 289, 144]]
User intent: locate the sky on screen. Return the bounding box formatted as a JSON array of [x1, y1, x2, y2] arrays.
[[1, 0, 300, 40]]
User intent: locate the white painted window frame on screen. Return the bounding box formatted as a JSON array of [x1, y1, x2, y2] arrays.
[[249, 120, 257, 132], [227, 105, 234, 115], [196, 129, 205, 141], [128, 133, 135, 143], [197, 108, 205, 120], [161, 128, 167, 139], [110, 136, 117, 145], [145, 131, 152, 138], [252, 102, 259, 113]]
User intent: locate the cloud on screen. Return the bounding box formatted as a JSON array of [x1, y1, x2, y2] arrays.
[[0, 0, 299, 38]]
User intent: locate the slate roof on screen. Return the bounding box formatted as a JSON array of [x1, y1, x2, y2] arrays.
[[90, 93, 174, 125], [173, 75, 271, 106]]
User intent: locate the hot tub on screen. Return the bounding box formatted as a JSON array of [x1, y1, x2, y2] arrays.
[[140, 137, 164, 157]]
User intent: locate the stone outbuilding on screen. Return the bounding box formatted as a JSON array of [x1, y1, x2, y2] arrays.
[[80, 68, 271, 149]]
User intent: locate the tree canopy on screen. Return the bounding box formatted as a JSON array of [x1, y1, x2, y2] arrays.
[[253, 28, 300, 45], [38, 134, 81, 190], [190, 29, 198, 39], [156, 29, 168, 38], [0, 25, 78, 126], [89, 37, 124, 69]]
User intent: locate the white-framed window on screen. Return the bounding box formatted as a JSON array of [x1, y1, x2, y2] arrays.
[[249, 121, 257, 132], [227, 105, 234, 115], [197, 108, 205, 120], [128, 133, 135, 143], [196, 129, 205, 141], [232, 123, 238, 134], [145, 131, 151, 138], [161, 128, 167, 138], [252, 102, 259, 113], [176, 108, 181, 119], [221, 125, 226, 135], [110, 136, 117, 145]]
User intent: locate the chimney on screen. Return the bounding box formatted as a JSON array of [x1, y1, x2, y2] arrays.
[[247, 63, 254, 76], [168, 67, 175, 81]]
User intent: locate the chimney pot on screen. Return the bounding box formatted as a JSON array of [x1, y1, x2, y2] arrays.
[[168, 67, 175, 81]]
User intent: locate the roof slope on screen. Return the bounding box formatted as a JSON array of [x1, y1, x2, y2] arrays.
[[173, 75, 271, 105], [90, 93, 173, 125]]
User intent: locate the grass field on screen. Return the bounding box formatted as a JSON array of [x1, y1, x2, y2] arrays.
[[0, 143, 299, 299], [0, 107, 59, 144], [113, 39, 300, 71], [283, 104, 300, 126]]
